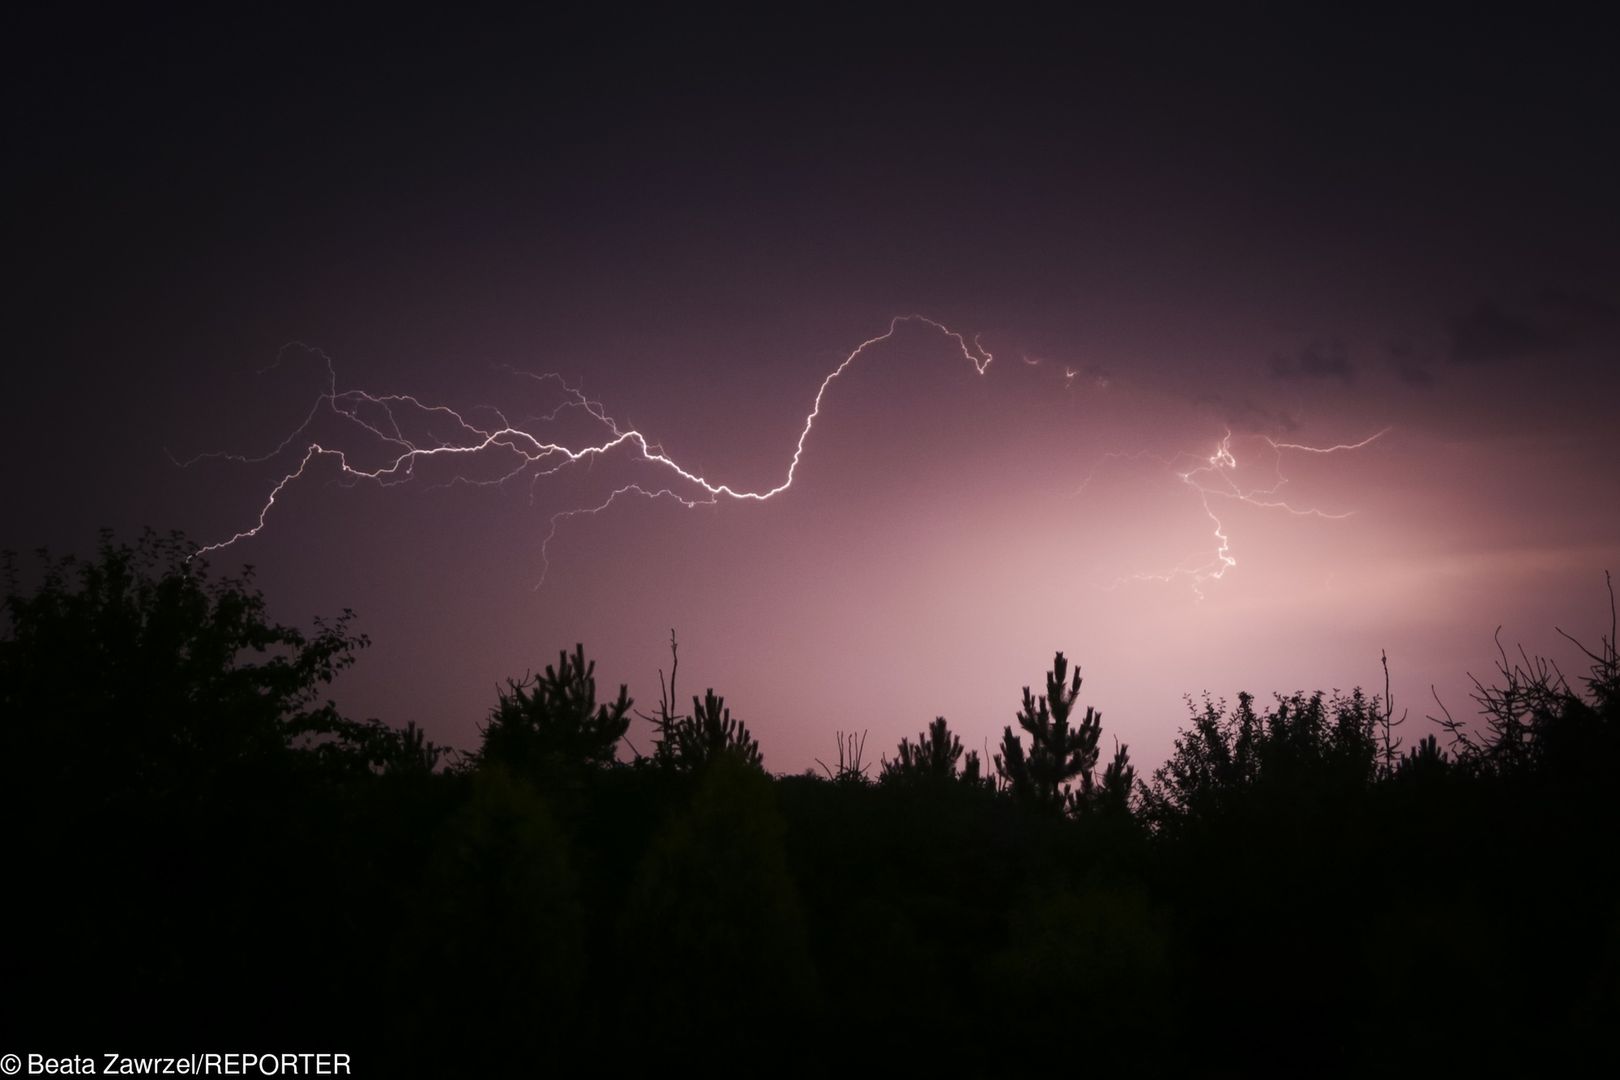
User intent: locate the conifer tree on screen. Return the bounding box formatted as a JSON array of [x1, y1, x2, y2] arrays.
[[994, 652, 1102, 812], [478, 644, 631, 776], [1077, 738, 1137, 815], [673, 688, 763, 770], [882, 716, 967, 783], [638, 633, 762, 771]]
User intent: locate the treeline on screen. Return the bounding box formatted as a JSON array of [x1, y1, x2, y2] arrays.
[[4, 532, 1618, 1071]]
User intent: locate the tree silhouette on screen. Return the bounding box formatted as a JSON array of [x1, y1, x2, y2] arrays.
[[11, 524, 1619, 1068], [0, 529, 372, 795], [1148, 692, 1262, 823], [361, 719, 450, 776], [478, 643, 631, 777], [639, 629, 685, 767], [1394, 732, 1450, 784], [1144, 688, 1384, 835], [1078, 738, 1137, 815], [1, 529, 391, 1050], [881, 716, 980, 784], [994, 652, 1102, 813], [673, 688, 764, 770], [636, 632, 762, 770]]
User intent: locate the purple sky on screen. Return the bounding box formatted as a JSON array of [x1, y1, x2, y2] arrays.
[[7, 11, 1618, 773]]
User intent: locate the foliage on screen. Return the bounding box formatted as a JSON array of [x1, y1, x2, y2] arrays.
[[993, 652, 1109, 814], [8, 529, 1619, 1067], [477, 642, 632, 777], [634, 632, 761, 771], [0, 529, 379, 797], [1082, 738, 1137, 816], [881, 715, 983, 785], [1143, 689, 1382, 829], [673, 687, 763, 769], [883, 715, 958, 781]]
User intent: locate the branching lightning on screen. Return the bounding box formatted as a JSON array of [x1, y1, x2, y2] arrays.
[[179, 315, 993, 582], [1075, 427, 1389, 597], [181, 315, 1384, 597]]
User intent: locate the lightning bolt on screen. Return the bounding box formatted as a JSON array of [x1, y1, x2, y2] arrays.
[[182, 317, 1385, 597], [179, 315, 993, 582], [1078, 427, 1389, 598]]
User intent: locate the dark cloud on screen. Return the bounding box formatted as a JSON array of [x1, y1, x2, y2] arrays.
[[1535, 288, 1619, 322], [1447, 290, 1619, 367], [1195, 394, 1301, 435], [1269, 339, 1355, 383], [1448, 300, 1570, 366], [1385, 339, 1436, 388]]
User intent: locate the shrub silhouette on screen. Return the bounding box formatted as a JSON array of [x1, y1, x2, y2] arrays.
[[1144, 689, 1381, 830], [1432, 577, 1619, 780], [816, 729, 872, 784]]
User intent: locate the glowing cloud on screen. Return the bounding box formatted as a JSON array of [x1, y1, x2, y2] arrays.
[[1077, 428, 1389, 597]]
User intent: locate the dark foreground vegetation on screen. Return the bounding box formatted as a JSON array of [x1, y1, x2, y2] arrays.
[[5, 532, 1618, 1072]]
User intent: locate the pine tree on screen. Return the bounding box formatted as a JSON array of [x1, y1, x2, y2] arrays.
[[638, 632, 762, 771], [672, 688, 763, 770], [478, 643, 631, 777], [1077, 738, 1137, 815], [882, 716, 967, 783], [994, 652, 1102, 812]]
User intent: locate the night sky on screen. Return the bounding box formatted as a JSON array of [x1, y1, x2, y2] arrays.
[[7, 10, 1618, 773]]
